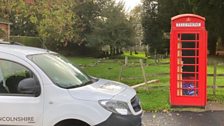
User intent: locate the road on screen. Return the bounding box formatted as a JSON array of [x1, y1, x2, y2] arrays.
[[143, 111, 224, 126]]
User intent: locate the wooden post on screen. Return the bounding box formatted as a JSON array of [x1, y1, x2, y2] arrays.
[[125, 56, 128, 66], [7, 23, 10, 41], [140, 59, 147, 84], [213, 63, 217, 95], [118, 65, 123, 81]]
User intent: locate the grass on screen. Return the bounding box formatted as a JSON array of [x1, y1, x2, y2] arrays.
[[137, 86, 170, 112], [67, 54, 224, 111], [123, 51, 147, 59]]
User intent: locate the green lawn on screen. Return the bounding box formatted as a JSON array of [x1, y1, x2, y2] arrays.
[[136, 84, 170, 112], [123, 51, 147, 59], [67, 55, 224, 111]]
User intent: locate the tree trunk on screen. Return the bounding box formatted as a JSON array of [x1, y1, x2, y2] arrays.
[[116, 48, 120, 55], [110, 46, 115, 56], [129, 47, 133, 55]]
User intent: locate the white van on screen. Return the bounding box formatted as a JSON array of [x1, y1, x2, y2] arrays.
[[0, 41, 142, 126]]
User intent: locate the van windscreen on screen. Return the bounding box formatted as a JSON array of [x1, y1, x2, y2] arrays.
[[28, 53, 92, 89]]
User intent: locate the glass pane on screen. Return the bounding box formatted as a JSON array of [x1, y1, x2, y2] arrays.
[[182, 42, 195, 48], [28, 54, 91, 88], [182, 73, 196, 78], [0, 60, 37, 94], [182, 50, 197, 56], [195, 81, 199, 88], [196, 34, 199, 40], [182, 66, 195, 72], [182, 78, 198, 96], [181, 34, 196, 40], [178, 57, 198, 64], [176, 33, 200, 96], [197, 42, 199, 48], [196, 65, 199, 73]]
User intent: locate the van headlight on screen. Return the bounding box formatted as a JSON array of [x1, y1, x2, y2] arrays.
[[99, 100, 132, 115]]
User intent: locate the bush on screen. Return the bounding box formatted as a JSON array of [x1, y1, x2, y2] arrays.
[[58, 43, 103, 57], [9, 36, 103, 57], [10, 36, 42, 48]]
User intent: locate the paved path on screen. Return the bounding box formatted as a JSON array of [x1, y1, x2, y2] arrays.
[[143, 111, 224, 126]]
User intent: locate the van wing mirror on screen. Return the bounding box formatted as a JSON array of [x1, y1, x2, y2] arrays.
[[17, 78, 40, 97]]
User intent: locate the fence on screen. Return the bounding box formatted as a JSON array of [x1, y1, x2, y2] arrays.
[[119, 57, 224, 96], [207, 62, 224, 95], [77, 56, 223, 97], [119, 59, 148, 83], [118, 56, 169, 88]]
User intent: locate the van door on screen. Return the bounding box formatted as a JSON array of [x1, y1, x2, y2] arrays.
[[0, 55, 43, 126]]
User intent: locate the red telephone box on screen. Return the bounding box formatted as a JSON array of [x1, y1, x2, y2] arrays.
[[170, 14, 207, 107]]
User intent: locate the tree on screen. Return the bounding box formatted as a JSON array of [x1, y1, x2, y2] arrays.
[[72, 0, 100, 46], [142, 0, 164, 54], [0, 0, 76, 50], [141, 0, 224, 55], [29, 0, 76, 50], [0, 0, 38, 36], [87, 1, 136, 55], [196, 0, 224, 54], [130, 5, 144, 47], [1, 0, 137, 56]]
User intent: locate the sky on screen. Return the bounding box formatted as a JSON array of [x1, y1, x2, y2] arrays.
[[115, 0, 142, 12]]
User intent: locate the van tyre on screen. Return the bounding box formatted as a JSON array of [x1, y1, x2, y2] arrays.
[[55, 119, 90, 126]]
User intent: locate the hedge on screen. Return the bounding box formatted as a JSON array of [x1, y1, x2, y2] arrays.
[[0, 29, 7, 40], [10, 36, 42, 48]]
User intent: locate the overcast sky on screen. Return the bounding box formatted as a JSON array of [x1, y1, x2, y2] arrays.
[[115, 0, 142, 12]]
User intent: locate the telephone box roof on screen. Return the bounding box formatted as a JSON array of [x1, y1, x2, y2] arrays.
[[171, 14, 205, 21]]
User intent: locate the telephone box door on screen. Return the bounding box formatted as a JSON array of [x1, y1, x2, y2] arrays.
[[170, 14, 207, 106]]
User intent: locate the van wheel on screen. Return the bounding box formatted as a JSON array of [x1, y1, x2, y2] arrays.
[[55, 119, 90, 126]]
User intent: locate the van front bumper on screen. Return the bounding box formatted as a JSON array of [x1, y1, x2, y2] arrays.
[[96, 113, 142, 126]]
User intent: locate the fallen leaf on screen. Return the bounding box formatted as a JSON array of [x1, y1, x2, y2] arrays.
[[163, 109, 168, 113], [153, 115, 156, 118]]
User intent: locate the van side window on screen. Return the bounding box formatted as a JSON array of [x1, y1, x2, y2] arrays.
[[0, 59, 39, 96]]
